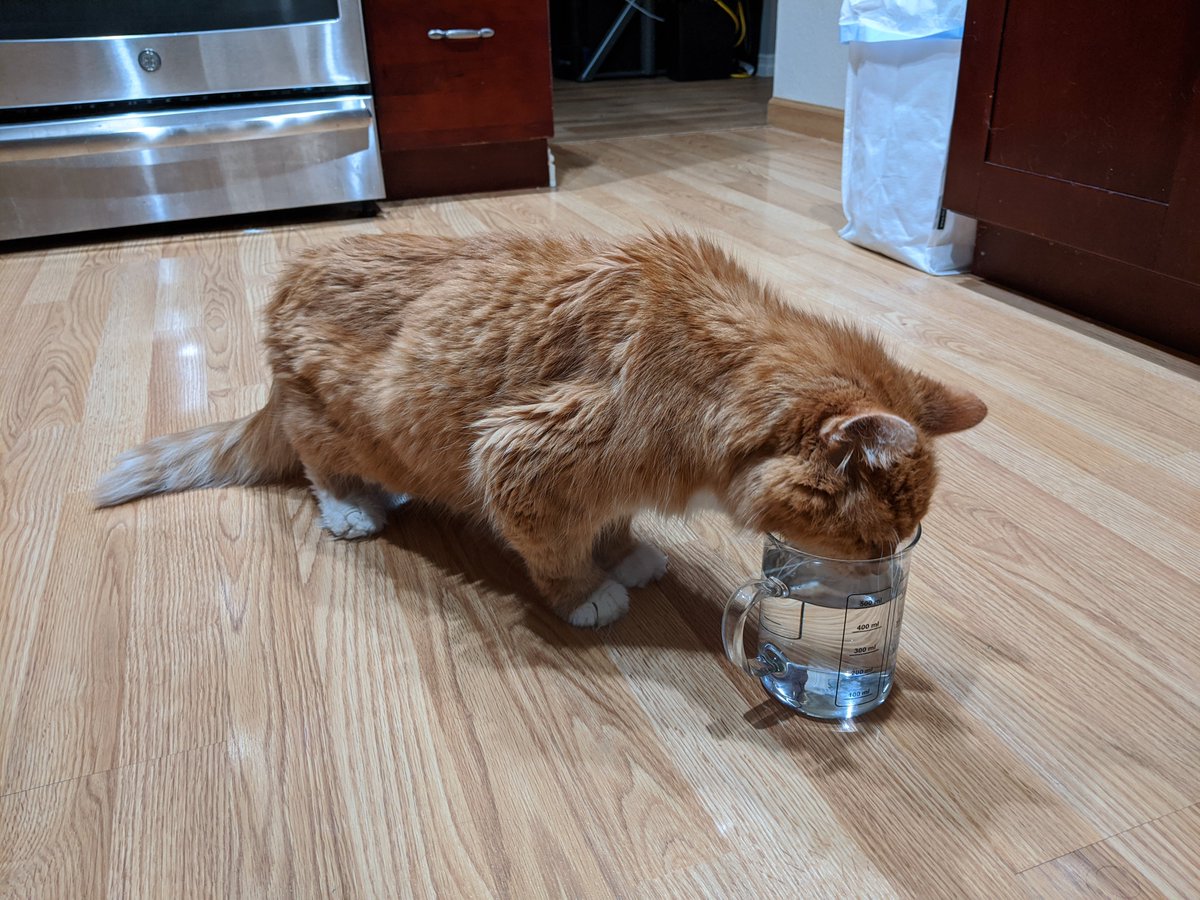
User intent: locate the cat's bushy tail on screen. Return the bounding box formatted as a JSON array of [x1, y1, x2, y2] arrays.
[[93, 387, 300, 507]]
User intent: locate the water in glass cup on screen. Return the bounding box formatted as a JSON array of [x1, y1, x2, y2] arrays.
[[723, 529, 919, 719]]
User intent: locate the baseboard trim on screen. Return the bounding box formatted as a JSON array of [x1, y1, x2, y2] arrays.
[[767, 97, 844, 142], [973, 222, 1200, 357], [378, 139, 550, 200]]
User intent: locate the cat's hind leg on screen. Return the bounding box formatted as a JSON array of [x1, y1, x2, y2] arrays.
[[305, 467, 389, 539], [594, 517, 669, 589]]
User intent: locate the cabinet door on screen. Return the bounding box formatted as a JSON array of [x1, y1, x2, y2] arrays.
[[945, 0, 1200, 283], [363, 0, 554, 151]]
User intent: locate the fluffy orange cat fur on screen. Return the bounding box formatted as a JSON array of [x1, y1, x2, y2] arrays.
[[96, 231, 986, 626]]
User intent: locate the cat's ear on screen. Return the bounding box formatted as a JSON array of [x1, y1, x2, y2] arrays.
[[915, 376, 988, 435], [820, 411, 917, 469]]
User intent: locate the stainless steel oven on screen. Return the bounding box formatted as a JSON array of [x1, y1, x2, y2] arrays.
[[0, 0, 385, 241]]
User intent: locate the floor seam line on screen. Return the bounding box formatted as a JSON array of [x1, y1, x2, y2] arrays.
[[0, 738, 225, 801], [1014, 802, 1195, 875]]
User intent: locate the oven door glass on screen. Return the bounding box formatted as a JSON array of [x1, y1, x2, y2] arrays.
[[2, 0, 341, 40]]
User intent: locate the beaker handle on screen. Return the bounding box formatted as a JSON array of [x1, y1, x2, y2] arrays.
[[722, 578, 788, 678]]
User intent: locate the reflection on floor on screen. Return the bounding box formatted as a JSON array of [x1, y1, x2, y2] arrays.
[[553, 75, 773, 142]]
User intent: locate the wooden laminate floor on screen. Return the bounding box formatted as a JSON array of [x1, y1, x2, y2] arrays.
[[553, 76, 772, 142], [2, 127, 1199, 898]]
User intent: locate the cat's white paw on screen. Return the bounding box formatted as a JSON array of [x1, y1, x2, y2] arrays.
[[384, 492, 411, 510], [610, 541, 668, 588], [319, 497, 386, 540], [567, 580, 630, 628]]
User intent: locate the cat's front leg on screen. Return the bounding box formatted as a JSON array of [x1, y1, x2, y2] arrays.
[[472, 403, 633, 626], [562, 580, 630, 628], [593, 517, 669, 588], [527, 544, 630, 628], [497, 515, 630, 627]]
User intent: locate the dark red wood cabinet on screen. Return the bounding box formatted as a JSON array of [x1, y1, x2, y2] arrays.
[[945, 0, 1200, 355], [361, 0, 555, 199]]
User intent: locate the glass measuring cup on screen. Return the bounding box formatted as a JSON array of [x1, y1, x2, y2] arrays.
[[722, 528, 921, 719]]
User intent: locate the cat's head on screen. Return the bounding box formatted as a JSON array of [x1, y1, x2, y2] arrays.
[[726, 371, 986, 560]]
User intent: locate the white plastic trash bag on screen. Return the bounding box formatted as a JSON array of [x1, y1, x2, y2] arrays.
[[838, 0, 975, 275], [839, 0, 966, 43]]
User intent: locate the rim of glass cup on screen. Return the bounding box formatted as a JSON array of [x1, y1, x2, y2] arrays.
[[765, 524, 923, 564]]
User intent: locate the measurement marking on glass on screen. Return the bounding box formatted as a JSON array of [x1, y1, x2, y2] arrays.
[[872, 585, 899, 704], [835, 587, 898, 707], [835, 599, 849, 704]]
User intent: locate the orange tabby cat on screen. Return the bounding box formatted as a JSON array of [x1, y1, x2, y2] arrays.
[[96, 231, 986, 626]]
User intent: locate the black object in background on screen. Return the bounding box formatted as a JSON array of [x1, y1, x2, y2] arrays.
[[737, 0, 764, 71], [550, 0, 665, 80], [550, 0, 765, 84], [663, 0, 738, 81]]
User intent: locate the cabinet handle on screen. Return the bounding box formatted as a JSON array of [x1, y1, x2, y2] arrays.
[[427, 28, 495, 40]]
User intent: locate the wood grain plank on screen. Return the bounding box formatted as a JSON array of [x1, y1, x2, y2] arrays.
[[19, 249, 84, 307], [67, 256, 159, 495], [111, 491, 230, 770], [0, 493, 136, 795], [906, 455, 1200, 832], [146, 330, 209, 437], [553, 77, 771, 143], [163, 236, 262, 395], [0, 284, 109, 443], [0, 769, 115, 899], [0, 253, 42, 319], [216, 486, 360, 897], [1019, 804, 1200, 899], [106, 743, 230, 898], [634, 849, 899, 900], [0, 427, 75, 793]]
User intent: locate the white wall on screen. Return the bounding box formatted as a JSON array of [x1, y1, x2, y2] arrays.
[[773, 0, 848, 110]]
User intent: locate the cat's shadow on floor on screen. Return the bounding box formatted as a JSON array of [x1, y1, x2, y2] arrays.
[[371, 501, 975, 749], [375, 500, 726, 658], [373, 501, 793, 739]]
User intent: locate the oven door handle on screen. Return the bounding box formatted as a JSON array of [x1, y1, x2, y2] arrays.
[[0, 104, 373, 163]]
